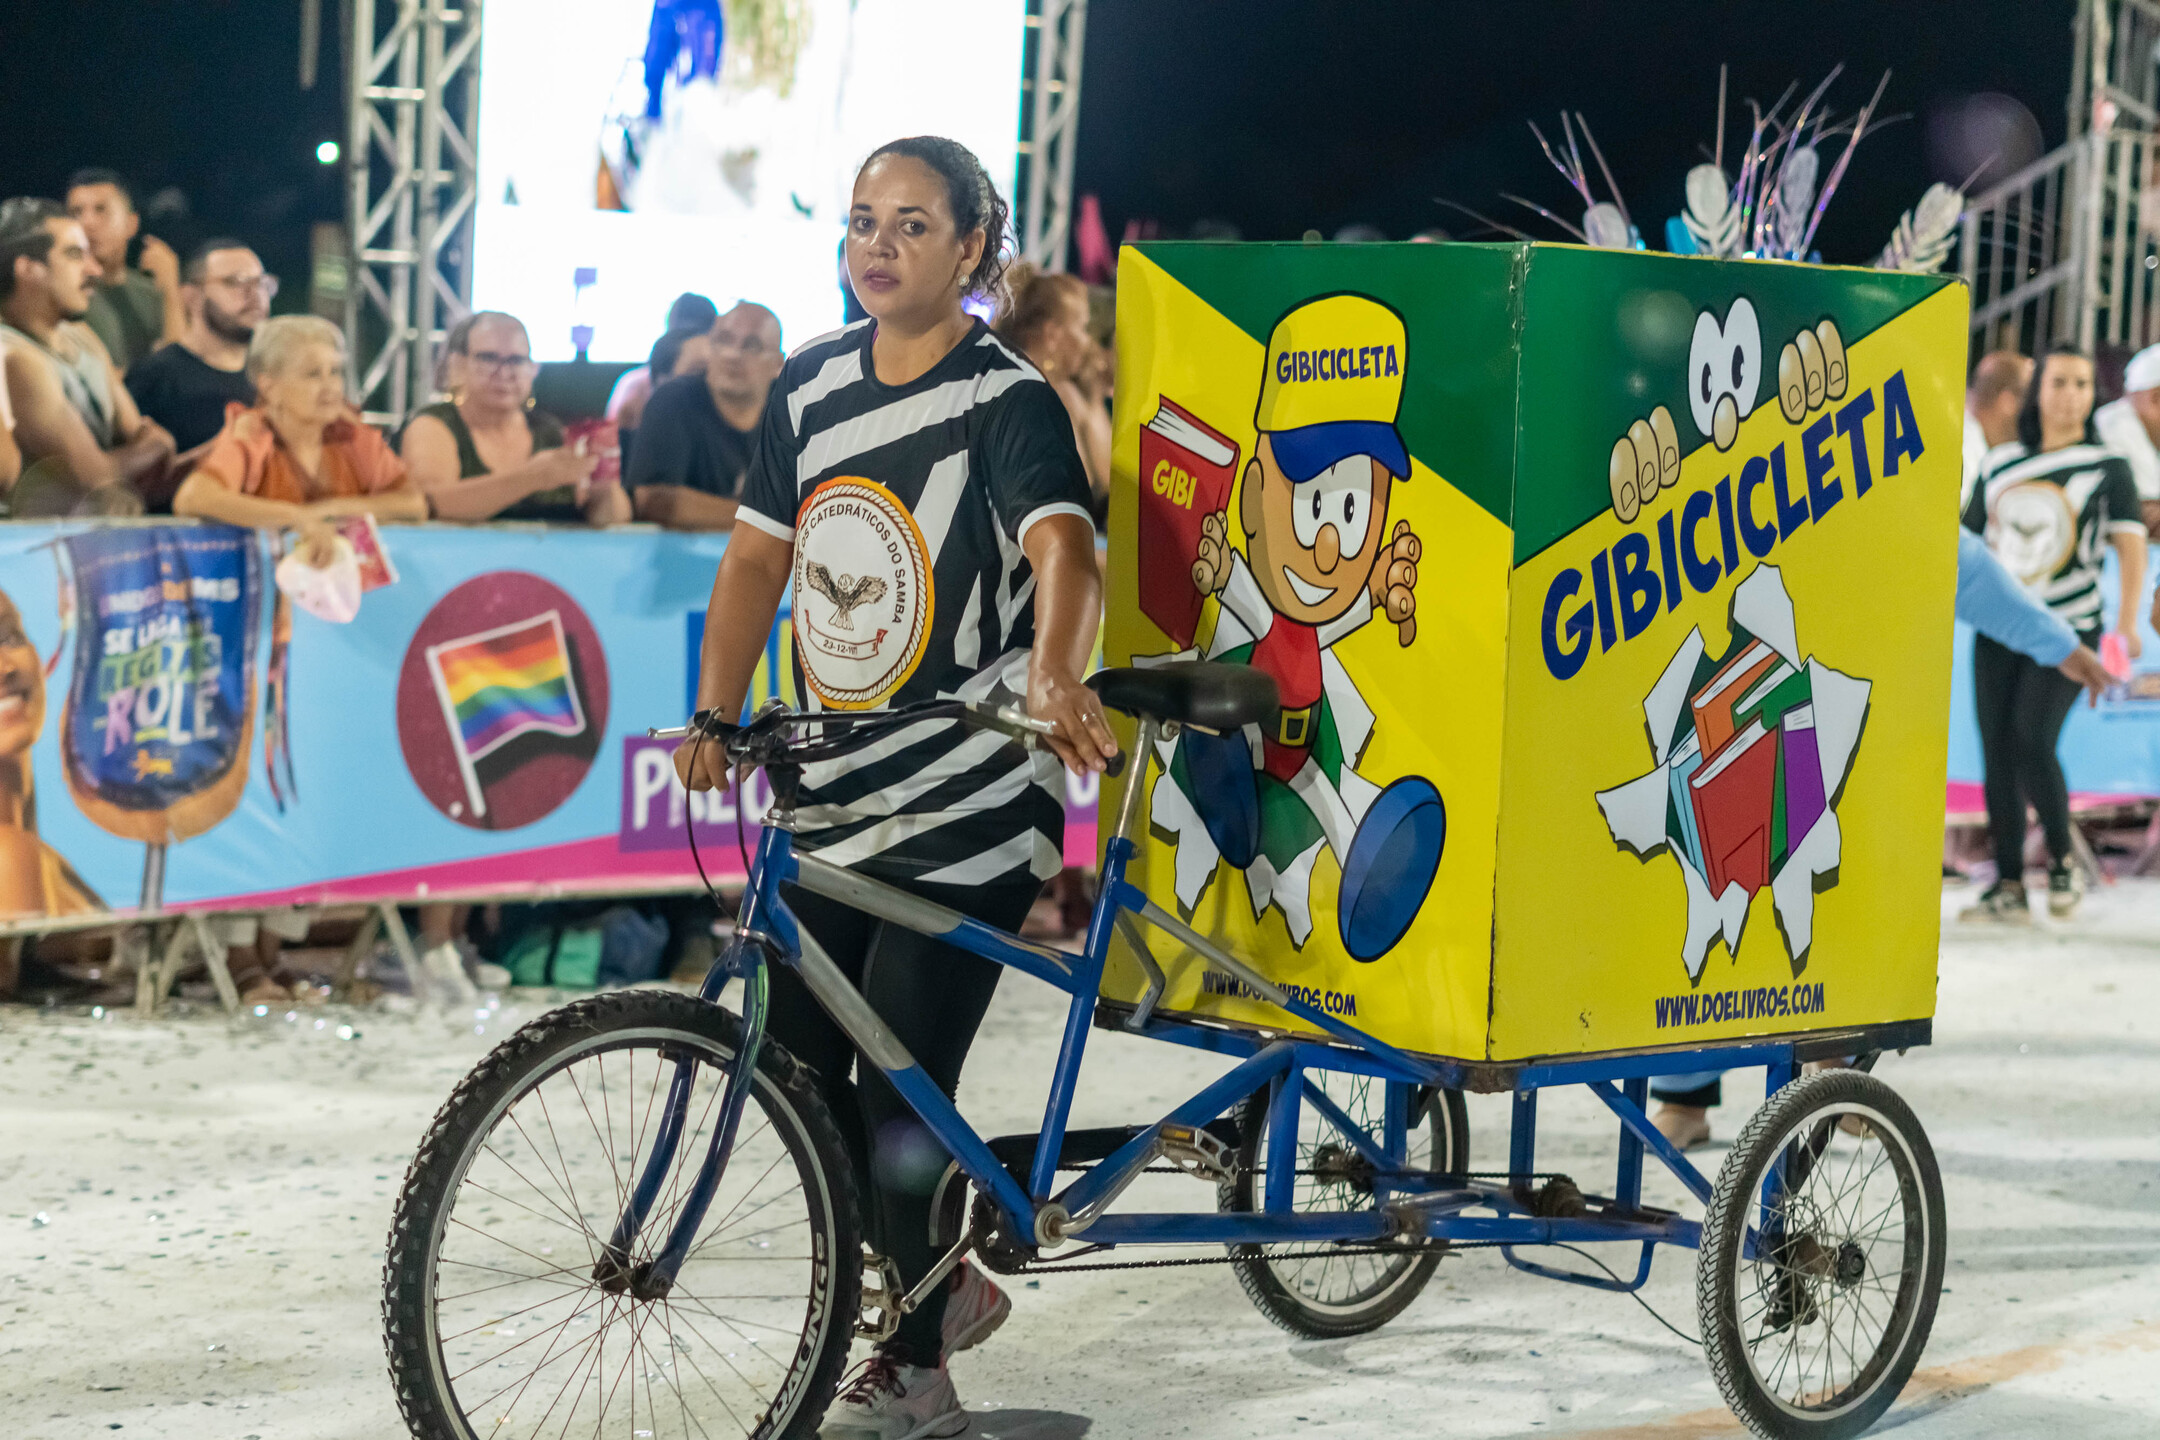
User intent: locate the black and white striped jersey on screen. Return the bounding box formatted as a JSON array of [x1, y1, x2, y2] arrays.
[[1965, 441, 2143, 634], [736, 317, 1092, 886]]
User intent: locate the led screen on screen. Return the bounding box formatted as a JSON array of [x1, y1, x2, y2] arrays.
[[471, 0, 1025, 361]]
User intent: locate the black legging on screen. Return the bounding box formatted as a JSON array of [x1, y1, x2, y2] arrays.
[[765, 873, 1039, 1367], [1972, 629, 2089, 879]]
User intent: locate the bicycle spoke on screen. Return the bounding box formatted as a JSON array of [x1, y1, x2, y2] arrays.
[[660, 1298, 755, 1435], [443, 1280, 614, 1348], [663, 1297, 783, 1407], [463, 1172, 604, 1246], [450, 1213, 596, 1276], [590, 1298, 653, 1437], [530, 1088, 601, 1266], [666, 1292, 812, 1337], [568, 1052, 626, 1218], [463, 1287, 616, 1411], [503, 1107, 602, 1267], [438, 1257, 594, 1293]]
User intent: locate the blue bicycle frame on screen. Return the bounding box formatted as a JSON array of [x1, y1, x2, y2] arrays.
[[607, 712, 1925, 1310]]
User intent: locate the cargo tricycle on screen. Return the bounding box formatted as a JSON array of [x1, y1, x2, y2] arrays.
[[384, 240, 1964, 1440]]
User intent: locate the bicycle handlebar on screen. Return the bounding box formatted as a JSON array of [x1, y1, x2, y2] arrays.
[[650, 694, 1128, 777], [648, 698, 1057, 755]]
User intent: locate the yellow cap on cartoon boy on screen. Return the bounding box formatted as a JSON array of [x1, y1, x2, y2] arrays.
[[1254, 293, 1410, 482]]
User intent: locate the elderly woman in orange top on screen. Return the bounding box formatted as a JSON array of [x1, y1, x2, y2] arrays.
[[173, 315, 426, 553]]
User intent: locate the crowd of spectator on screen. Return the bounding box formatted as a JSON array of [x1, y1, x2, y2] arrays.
[[0, 174, 1119, 547], [0, 166, 1121, 1004]]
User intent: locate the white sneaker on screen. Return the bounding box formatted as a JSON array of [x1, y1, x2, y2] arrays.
[[819, 1354, 966, 1439], [421, 942, 478, 1008], [940, 1262, 1009, 1355]]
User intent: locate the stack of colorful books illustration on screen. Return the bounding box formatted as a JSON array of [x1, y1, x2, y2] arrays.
[[1663, 628, 1827, 898]]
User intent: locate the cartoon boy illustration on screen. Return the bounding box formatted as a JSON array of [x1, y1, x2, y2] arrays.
[[1153, 293, 1446, 961]]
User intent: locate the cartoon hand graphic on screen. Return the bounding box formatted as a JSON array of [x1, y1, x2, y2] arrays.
[[1191, 510, 1234, 597], [1608, 406, 1680, 524], [1774, 319, 1848, 424], [1372, 519, 1421, 646]]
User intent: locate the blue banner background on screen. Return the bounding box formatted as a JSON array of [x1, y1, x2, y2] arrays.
[[0, 523, 740, 912]]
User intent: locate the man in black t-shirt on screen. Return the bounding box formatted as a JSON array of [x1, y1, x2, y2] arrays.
[[124, 239, 266, 452], [628, 300, 781, 530]]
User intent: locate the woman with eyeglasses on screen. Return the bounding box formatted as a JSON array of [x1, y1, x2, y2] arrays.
[[399, 311, 629, 525]]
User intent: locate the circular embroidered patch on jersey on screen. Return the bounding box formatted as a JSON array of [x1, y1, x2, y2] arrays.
[[792, 477, 935, 709], [1991, 480, 2078, 585]]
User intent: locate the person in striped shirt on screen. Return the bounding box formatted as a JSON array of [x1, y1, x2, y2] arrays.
[[1961, 342, 2148, 923], [677, 135, 1116, 1437]]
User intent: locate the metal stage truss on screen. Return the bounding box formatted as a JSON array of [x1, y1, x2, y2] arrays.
[[1017, 0, 1089, 272], [341, 2, 1085, 408], [343, 0, 481, 428]]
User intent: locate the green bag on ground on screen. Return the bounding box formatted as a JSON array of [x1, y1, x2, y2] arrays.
[[503, 924, 604, 989]]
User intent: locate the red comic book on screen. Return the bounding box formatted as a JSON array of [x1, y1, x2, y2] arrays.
[[1137, 397, 1239, 648], [1689, 718, 1779, 895]]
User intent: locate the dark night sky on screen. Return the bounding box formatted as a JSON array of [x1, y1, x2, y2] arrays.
[[0, 1, 2075, 301], [0, 0, 345, 299], [1073, 1, 2075, 263]]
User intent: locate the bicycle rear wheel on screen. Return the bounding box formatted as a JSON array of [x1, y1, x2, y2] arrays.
[[1221, 1075, 1467, 1338], [1697, 1069, 1945, 1440], [384, 989, 861, 1440]]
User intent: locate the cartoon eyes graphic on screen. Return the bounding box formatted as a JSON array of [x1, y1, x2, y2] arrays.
[[1292, 456, 1374, 558], [1609, 301, 1849, 525], [1687, 296, 1762, 452]]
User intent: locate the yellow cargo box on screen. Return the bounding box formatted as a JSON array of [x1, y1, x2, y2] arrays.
[[1102, 241, 1965, 1066]]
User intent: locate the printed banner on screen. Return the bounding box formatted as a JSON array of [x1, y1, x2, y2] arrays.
[[0, 522, 1098, 923], [61, 526, 260, 844], [1105, 241, 1963, 1063]]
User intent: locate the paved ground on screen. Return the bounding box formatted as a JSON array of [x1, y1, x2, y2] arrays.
[[3, 879, 2157, 1439]]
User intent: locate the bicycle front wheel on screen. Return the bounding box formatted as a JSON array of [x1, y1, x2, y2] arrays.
[[384, 989, 861, 1440]]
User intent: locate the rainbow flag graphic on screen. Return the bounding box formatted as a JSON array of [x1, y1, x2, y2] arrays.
[[423, 611, 586, 818]]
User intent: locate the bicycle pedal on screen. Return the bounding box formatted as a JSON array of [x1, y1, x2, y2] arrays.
[[856, 1251, 904, 1342], [1157, 1122, 1232, 1182]]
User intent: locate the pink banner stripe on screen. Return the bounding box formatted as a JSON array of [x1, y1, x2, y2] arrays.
[[172, 821, 1100, 913]]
